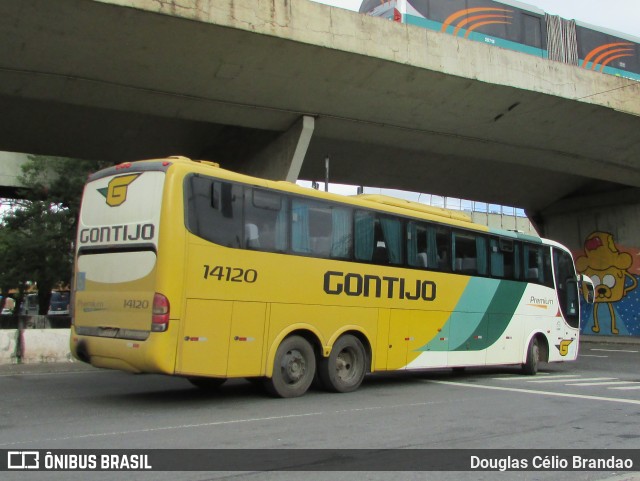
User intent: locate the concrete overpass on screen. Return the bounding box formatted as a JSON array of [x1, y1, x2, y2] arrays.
[[1, 0, 639, 219], [1, 0, 639, 221]]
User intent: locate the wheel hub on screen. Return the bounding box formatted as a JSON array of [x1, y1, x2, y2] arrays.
[[336, 349, 355, 381], [281, 349, 306, 384]]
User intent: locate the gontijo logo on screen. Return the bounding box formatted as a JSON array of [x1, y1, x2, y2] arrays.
[[556, 339, 574, 356], [98, 173, 141, 207]]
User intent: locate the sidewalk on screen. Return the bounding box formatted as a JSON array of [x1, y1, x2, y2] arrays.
[[0, 359, 98, 375], [580, 334, 640, 345]]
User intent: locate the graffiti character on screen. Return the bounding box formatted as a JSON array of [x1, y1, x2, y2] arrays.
[[575, 232, 637, 335]]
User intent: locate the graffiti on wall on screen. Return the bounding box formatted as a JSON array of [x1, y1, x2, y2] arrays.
[[575, 232, 640, 336]]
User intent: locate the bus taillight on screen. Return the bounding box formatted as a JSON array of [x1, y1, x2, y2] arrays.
[[151, 293, 170, 332]]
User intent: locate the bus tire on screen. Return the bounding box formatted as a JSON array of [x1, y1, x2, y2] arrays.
[[266, 335, 316, 398], [319, 334, 366, 393], [522, 337, 540, 375], [188, 377, 226, 391]]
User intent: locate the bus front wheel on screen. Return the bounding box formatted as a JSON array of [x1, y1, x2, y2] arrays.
[[266, 335, 316, 398], [522, 337, 540, 375], [319, 334, 366, 393]]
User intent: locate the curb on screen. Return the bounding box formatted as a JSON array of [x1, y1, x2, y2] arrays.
[[0, 358, 94, 375], [580, 335, 640, 345], [0, 328, 72, 365]]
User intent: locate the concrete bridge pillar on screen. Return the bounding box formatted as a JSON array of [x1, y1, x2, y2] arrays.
[[0, 151, 30, 196], [542, 188, 640, 338], [242, 115, 315, 182]]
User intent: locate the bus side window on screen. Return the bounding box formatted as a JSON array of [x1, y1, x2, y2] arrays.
[[355, 211, 402, 265], [490, 238, 505, 277], [185, 176, 242, 248], [513, 241, 522, 280], [491, 237, 517, 279], [408, 222, 445, 271], [291, 198, 352, 259], [524, 244, 540, 282], [329, 206, 352, 259], [407, 222, 428, 268], [452, 231, 488, 276], [355, 211, 375, 262], [524, 243, 553, 287], [378, 215, 403, 265], [434, 225, 451, 271], [245, 188, 288, 252]]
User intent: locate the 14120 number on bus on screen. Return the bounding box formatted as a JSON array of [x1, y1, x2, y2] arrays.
[[203, 265, 258, 283]]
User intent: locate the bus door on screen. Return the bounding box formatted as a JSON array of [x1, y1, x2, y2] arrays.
[[552, 248, 582, 359], [447, 311, 488, 367], [387, 310, 410, 370], [176, 300, 267, 377], [485, 312, 524, 365], [226, 301, 267, 377], [177, 299, 233, 377], [388, 309, 451, 370]]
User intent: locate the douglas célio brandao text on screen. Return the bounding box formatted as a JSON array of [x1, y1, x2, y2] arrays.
[[470, 454, 634, 471]]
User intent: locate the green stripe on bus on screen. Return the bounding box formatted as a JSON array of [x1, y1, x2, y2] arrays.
[[417, 279, 527, 352], [459, 280, 528, 351]]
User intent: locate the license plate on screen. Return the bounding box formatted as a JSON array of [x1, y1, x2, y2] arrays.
[[100, 328, 118, 338]]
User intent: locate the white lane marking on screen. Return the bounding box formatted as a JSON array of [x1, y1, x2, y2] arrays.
[[580, 354, 608, 358], [608, 385, 640, 391], [569, 381, 639, 387], [0, 399, 445, 447], [428, 380, 640, 406], [492, 374, 579, 381], [590, 349, 638, 353], [526, 377, 616, 384], [0, 411, 323, 447]]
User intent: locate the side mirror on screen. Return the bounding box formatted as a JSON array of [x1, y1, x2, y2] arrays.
[[579, 274, 595, 304]]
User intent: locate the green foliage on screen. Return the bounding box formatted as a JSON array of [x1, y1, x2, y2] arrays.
[[19, 155, 111, 222], [0, 222, 25, 313], [1, 155, 110, 314]]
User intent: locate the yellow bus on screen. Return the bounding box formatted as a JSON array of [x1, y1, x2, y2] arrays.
[[71, 156, 593, 397]]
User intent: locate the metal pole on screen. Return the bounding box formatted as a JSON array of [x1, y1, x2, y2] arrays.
[[324, 156, 330, 192]]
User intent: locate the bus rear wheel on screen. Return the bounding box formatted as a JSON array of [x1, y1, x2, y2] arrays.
[[319, 335, 366, 393], [522, 337, 540, 375], [266, 335, 316, 398]]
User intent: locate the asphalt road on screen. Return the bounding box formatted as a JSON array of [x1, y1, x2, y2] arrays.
[[1, 339, 639, 481]]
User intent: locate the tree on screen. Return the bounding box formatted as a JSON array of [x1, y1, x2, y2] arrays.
[[0, 155, 111, 314], [0, 222, 26, 314], [19, 155, 111, 225]]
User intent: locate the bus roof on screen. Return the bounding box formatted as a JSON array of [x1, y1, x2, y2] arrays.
[[356, 194, 472, 223], [105, 156, 543, 242]]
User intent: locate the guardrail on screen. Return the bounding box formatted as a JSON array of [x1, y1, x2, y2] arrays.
[[0, 315, 72, 365]]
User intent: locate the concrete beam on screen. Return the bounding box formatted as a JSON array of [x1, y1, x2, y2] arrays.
[[21, 329, 73, 364], [243, 115, 315, 182], [0, 151, 29, 190], [0, 330, 18, 364], [0, 328, 73, 365], [0, 0, 639, 212]]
